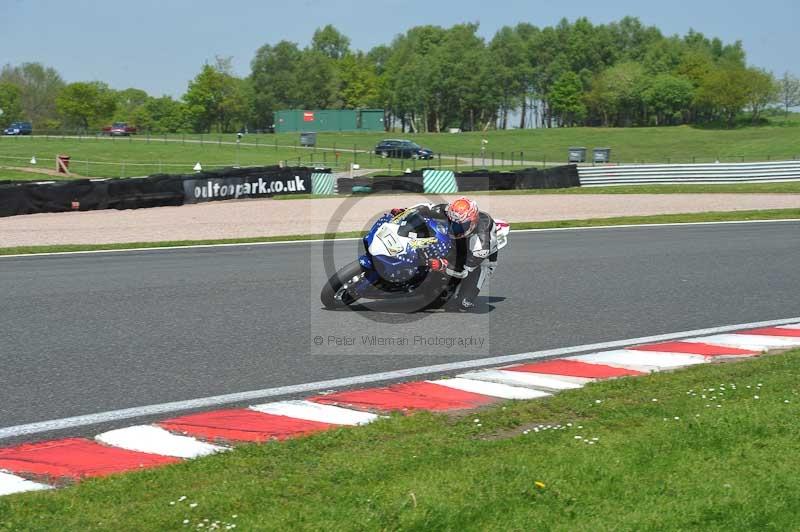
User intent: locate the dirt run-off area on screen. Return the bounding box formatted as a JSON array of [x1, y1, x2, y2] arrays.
[[1, 193, 799, 248]]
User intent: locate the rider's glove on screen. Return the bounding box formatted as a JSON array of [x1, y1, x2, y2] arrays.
[[390, 208, 405, 216], [445, 267, 469, 278], [428, 258, 448, 272]]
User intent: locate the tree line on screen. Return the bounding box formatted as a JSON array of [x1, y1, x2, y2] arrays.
[[1, 17, 799, 133]]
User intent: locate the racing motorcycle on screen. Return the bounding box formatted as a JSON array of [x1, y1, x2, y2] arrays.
[[320, 210, 510, 310]]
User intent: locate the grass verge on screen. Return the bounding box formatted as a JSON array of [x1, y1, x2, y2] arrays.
[[1, 209, 799, 257], [2, 348, 799, 530]]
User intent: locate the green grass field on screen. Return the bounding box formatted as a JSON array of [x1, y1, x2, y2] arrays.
[[292, 122, 800, 165], [2, 348, 798, 530], [1, 121, 799, 180], [0, 135, 309, 179], [0, 168, 49, 181]]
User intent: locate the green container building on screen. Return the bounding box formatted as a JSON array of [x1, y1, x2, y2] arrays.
[[274, 109, 385, 133]]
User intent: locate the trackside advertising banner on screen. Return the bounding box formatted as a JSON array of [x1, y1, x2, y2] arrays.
[[0, 166, 330, 217], [182, 168, 313, 203]]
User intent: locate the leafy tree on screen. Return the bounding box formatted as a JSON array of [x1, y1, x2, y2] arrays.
[[382, 25, 447, 132], [524, 25, 562, 127], [184, 65, 221, 132], [642, 37, 686, 75], [489, 26, 528, 129], [113, 88, 150, 124], [184, 58, 249, 132], [586, 62, 646, 126], [674, 49, 714, 87], [683, 30, 746, 68], [144, 96, 191, 132], [456, 33, 498, 132], [0, 62, 65, 126], [56, 82, 117, 130], [366, 45, 394, 129], [386, 52, 427, 132], [642, 74, 694, 125], [607, 16, 663, 62], [776, 72, 800, 116], [584, 72, 614, 126], [695, 67, 750, 127], [559, 18, 617, 77], [240, 18, 767, 132], [743, 68, 776, 123], [337, 53, 379, 108], [520, 18, 620, 128], [428, 23, 491, 131], [297, 50, 341, 109], [0, 82, 23, 127], [514, 22, 541, 128], [366, 45, 392, 75], [713, 38, 746, 66], [549, 72, 586, 126], [311, 25, 350, 60], [250, 41, 303, 128]]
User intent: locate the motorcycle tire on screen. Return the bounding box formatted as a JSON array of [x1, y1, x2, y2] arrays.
[[320, 260, 363, 309]]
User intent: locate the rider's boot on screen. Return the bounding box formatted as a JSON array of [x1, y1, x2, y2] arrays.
[[456, 258, 497, 312], [456, 270, 481, 311], [457, 297, 476, 311]]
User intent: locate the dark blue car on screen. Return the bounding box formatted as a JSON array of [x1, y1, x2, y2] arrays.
[[374, 139, 434, 160], [3, 121, 32, 135]]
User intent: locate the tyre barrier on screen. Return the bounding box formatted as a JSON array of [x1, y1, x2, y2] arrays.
[[336, 165, 579, 195], [0, 166, 329, 218], [0, 165, 579, 217], [336, 173, 425, 195]]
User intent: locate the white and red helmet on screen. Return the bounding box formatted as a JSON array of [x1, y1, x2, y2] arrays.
[[445, 197, 479, 239]]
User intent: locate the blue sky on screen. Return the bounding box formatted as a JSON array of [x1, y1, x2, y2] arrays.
[[2, 0, 798, 97]]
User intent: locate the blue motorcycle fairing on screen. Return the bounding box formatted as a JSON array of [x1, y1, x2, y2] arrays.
[[358, 255, 373, 269], [351, 212, 455, 298], [372, 253, 421, 283], [363, 213, 393, 252]]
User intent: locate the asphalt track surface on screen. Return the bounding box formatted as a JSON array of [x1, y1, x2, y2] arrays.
[[2, 221, 799, 441]]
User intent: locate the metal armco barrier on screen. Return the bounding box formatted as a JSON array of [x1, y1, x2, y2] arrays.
[[578, 160, 800, 186]]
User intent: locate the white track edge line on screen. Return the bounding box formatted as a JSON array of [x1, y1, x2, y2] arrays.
[[0, 237, 361, 259], [1, 218, 798, 259], [511, 218, 800, 233], [2, 316, 798, 440]]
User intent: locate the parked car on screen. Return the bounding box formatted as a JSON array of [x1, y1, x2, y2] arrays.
[[102, 122, 137, 136], [3, 121, 32, 135], [374, 139, 434, 160]]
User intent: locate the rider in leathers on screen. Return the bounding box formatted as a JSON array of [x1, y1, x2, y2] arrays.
[[390, 197, 498, 311]]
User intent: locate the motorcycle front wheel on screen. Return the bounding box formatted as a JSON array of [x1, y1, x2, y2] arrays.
[[320, 261, 364, 309]]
